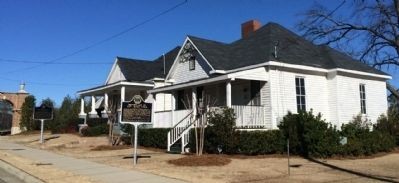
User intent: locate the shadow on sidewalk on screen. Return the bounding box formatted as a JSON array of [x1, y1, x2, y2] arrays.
[[306, 157, 398, 183]]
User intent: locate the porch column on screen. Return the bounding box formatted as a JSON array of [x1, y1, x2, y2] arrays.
[[171, 91, 175, 126], [226, 81, 232, 107], [121, 86, 126, 102], [79, 98, 85, 116], [192, 87, 197, 117], [90, 96, 96, 115], [104, 93, 109, 111]]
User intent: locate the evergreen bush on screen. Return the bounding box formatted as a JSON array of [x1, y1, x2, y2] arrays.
[[278, 110, 341, 157], [340, 115, 396, 156], [121, 127, 170, 149]]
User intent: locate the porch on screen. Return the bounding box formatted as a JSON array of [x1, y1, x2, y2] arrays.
[[77, 81, 154, 122], [152, 79, 269, 129]]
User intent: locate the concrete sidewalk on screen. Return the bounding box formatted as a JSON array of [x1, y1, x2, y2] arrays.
[[0, 137, 185, 183]]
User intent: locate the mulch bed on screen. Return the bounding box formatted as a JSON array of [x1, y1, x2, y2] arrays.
[[168, 155, 231, 166], [91, 145, 131, 151]]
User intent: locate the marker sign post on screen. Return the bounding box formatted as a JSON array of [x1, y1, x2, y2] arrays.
[[33, 104, 53, 144], [119, 95, 152, 165]]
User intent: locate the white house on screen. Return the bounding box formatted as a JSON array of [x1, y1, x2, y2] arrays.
[[77, 46, 180, 127], [78, 20, 390, 152]]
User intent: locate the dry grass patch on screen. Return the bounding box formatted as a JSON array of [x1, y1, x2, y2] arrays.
[[168, 155, 231, 166], [91, 145, 131, 151]]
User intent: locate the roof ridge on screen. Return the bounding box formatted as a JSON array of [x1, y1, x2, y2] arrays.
[[116, 57, 151, 63], [188, 35, 228, 45]]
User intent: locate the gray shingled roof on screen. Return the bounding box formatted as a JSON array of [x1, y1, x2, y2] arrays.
[[116, 46, 181, 82], [188, 22, 388, 76]]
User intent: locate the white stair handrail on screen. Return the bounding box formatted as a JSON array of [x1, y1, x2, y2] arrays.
[[167, 111, 194, 152]]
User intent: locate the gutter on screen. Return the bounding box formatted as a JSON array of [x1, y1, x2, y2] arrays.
[[209, 61, 392, 80]]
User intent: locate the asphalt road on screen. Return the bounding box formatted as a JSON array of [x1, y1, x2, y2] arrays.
[[0, 166, 25, 183]]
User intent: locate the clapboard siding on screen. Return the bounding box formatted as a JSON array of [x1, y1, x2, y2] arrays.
[[153, 81, 172, 112], [170, 51, 212, 84], [268, 67, 330, 128], [107, 64, 125, 84], [336, 74, 387, 125], [233, 67, 268, 81], [327, 72, 338, 126], [268, 66, 388, 129], [260, 80, 272, 129]]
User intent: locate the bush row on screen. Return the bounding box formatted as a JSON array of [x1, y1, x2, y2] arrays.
[[189, 108, 397, 158], [121, 127, 169, 149], [81, 118, 109, 136]]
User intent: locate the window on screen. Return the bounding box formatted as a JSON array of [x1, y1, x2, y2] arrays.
[[295, 77, 306, 112], [250, 80, 261, 106], [189, 56, 195, 70], [359, 84, 366, 114]]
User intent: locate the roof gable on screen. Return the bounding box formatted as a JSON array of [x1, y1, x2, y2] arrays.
[[106, 61, 126, 84], [166, 38, 214, 81], [109, 46, 180, 83]]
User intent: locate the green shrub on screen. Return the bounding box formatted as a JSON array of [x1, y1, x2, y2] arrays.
[[374, 113, 399, 146], [80, 118, 109, 137], [81, 123, 108, 137], [278, 110, 340, 157], [236, 130, 285, 155], [340, 115, 396, 156], [188, 108, 285, 155], [203, 108, 238, 154], [121, 127, 170, 149]]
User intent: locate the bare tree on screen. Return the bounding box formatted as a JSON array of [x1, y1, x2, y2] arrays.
[[106, 95, 119, 146], [196, 94, 217, 155], [181, 92, 216, 156], [298, 0, 399, 98]]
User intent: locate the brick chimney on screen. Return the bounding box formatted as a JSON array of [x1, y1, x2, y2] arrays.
[[241, 20, 261, 38]]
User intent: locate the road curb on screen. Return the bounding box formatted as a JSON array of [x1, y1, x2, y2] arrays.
[[0, 159, 44, 183]]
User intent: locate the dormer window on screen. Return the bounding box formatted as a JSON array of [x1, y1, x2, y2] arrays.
[[189, 56, 195, 70]]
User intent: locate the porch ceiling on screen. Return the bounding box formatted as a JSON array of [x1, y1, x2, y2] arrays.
[[77, 81, 153, 96]]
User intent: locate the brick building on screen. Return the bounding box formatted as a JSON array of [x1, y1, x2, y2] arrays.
[[0, 84, 29, 134]]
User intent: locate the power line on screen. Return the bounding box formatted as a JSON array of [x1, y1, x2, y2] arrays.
[[0, 75, 100, 87], [0, 58, 112, 65], [309, 0, 346, 25], [1, 0, 188, 75]]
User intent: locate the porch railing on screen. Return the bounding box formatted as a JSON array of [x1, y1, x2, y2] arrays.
[[173, 109, 191, 126], [232, 105, 265, 128], [167, 110, 194, 152]]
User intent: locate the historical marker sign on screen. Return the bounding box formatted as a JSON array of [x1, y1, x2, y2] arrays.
[[33, 103, 53, 144], [34, 104, 53, 120], [119, 95, 153, 165], [121, 96, 152, 123]]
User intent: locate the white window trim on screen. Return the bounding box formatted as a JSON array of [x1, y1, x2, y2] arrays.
[[359, 83, 367, 114], [295, 76, 306, 112]]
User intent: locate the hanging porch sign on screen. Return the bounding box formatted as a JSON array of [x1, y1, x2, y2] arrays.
[[33, 104, 53, 144], [119, 95, 152, 165]]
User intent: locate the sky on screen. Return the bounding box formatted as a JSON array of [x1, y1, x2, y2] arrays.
[[0, 0, 398, 106]]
